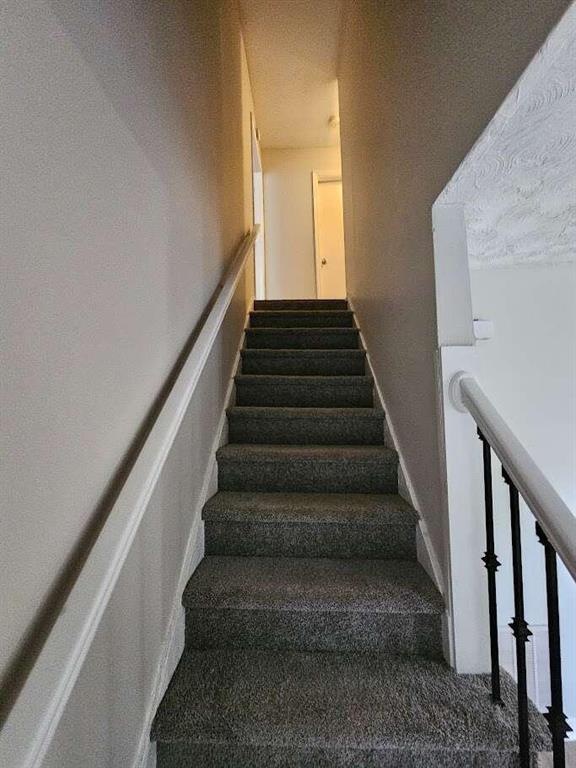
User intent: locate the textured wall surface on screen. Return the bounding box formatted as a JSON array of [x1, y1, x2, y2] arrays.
[[441, 4, 576, 268], [338, 0, 571, 577], [1, 0, 254, 753]]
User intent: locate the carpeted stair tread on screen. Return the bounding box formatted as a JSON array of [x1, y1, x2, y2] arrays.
[[234, 374, 373, 407], [227, 406, 382, 420], [217, 443, 398, 493], [183, 557, 443, 654], [152, 649, 550, 766], [228, 406, 383, 443], [249, 310, 354, 328], [240, 348, 366, 376], [245, 327, 360, 349], [203, 492, 417, 559], [183, 556, 442, 614], [217, 443, 395, 461], [203, 491, 417, 525], [254, 299, 348, 310], [235, 374, 372, 386]]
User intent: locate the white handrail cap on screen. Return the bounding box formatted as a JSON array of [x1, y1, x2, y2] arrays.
[[449, 370, 474, 413]]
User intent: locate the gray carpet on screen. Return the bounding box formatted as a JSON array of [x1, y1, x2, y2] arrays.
[[202, 491, 418, 524], [183, 556, 443, 655], [217, 443, 398, 493], [153, 649, 550, 767], [254, 299, 349, 311], [227, 406, 385, 444], [249, 310, 355, 327], [240, 348, 367, 375], [183, 556, 443, 614], [234, 373, 374, 407], [203, 492, 417, 559], [244, 326, 360, 349], [152, 299, 550, 766]]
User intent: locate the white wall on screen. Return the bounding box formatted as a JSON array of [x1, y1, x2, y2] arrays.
[[41, 295, 248, 768], [1, 0, 255, 762], [263, 146, 341, 298], [471, 262, 576, 718], [338, 0, 571, 593]]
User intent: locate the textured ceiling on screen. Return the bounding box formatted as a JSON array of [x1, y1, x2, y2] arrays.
[[240, 0, 343, 149], [440, 4, 576, 269]]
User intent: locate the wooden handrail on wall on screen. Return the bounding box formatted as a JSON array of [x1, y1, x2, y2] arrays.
[[0, 226, 259, 768]]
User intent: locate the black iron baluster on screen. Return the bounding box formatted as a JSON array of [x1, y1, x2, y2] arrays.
[[503, 467, 532, 768], [536, 522, 572, 768], [478, 429, 503, 705]]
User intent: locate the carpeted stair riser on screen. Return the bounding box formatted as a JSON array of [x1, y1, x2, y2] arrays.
[[245, 327, 360, 349], [254, 299, 348, 311], [235, 375, 374, 407], [227, 407, 384, 444], [185, 608, 442, 657], [204, 520, 416, 558], [157, 743, 525, 768], [249, 310, 354, 328], [203, 492, 418, 559], [217, 445, 398, 493], [240, 349, 366, 376], [183, 557, 443, 657]]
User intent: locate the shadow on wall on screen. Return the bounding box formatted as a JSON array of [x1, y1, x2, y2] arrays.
[[0, 256, 246, 721], [1, 0, 250, 729], [338, 0, 572, 605]]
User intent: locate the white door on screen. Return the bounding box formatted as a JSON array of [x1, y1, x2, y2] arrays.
[[313, 176, 347, 299]]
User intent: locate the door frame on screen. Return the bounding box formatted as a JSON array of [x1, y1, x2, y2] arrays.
[[311, 172, 343, 299], [251, 113, 266, 299]]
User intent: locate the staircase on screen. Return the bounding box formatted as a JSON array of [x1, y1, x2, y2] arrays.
[[152, 299, 549, 767]]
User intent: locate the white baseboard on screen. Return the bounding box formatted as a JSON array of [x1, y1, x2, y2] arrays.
[[132, 305, 251, 768], [348, 299, 445, 599], [132, 515, 203, 768], [144, 743, 156, 768]]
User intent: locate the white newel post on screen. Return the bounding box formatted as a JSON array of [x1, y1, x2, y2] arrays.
[[432, 202, 490, 673]]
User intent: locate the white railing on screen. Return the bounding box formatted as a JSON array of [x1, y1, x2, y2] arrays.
[[450, 371, 576, 582], [449, 371, 575, 765], [0, 226, 259, 768]]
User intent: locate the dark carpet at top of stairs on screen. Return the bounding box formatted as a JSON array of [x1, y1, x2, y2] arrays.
[[254, 298, 348, 311], [249, 310, 355, 328], [240, 348, 367, 376], [244, 327, 360, 349]]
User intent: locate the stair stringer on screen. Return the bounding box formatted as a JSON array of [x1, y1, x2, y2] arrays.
[[347, 299, 452, 665], [134, 301, 254, 768]]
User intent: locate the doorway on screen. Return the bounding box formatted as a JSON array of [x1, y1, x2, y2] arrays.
[[251, 114, 266, 299], [312, 173, 347, 299]]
